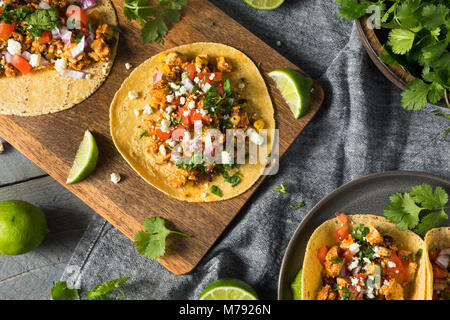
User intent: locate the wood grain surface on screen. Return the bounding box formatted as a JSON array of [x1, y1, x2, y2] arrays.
[[0, 0, 324, 274]]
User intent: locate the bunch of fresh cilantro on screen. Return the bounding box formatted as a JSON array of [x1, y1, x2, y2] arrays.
[[384, 183, 449, 237], [123, 0, 187, 43], [335, 0, 450, 137]]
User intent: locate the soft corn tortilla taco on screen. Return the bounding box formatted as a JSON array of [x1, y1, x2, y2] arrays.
[[301, 214, 427, 300], [0, 0, 118, 116], [110, 42, 275, 202], [424, 227, 450, 300]]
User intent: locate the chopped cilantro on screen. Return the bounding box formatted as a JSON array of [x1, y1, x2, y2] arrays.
[[274, 183, 289, 193], [290, 201, 306, 210], [210, 185, 222, 197], [139, 130, 149, 138], [351, 224, 370, 240], [331, 257, 343, 264]]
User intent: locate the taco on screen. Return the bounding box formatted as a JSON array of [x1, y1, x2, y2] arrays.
[[424, 227, 450, 300], [301, 213, 427, 300], [110, 43, 275, 202], [0, 0, 118, 116]]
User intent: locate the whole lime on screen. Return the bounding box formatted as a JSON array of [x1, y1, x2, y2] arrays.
[[0, 200, 49, 255]]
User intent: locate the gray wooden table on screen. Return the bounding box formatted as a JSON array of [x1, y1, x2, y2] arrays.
[[0, 137, 94, 300]]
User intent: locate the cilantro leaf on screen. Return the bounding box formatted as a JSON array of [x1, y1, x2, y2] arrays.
[[421, 4, 449, 30], [124, 0, 187, 43], [274, 183, 289, 193], [134, 217, 189, 260], [410, 184, 448, 210], [384, 192, 421, 230], [86, 277, 131, 300], [396, 0, 421, 28], [414, 209, 448, 237], [290, 200, 306, 210], [50, 281, 80, 300], [388, 28, 415, 55], [335, 0, 369, 20], [25, 8, 61, 38], [210, 185, 223, 197], [401, 79, 430, 111]]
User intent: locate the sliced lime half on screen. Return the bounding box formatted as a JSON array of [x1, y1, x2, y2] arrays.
[[66, 130, 99, 184], [268, 68, 313, 119], [198, 278, 259, 300], [290, 268, 302, 300], [242, 0, 285, 10]]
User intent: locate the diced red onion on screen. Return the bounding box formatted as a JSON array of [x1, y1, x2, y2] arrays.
[[61, 69, 87, 79], [71, 35, 85, 58], [2, 51, 12, 64], [181, 77, 194, 93], [51, 28, 61, 39], [434, 279, 448, 291], [85, 32, 95, 48], [339, 265, 350, 277], [61, 29, 72, 46], [21, 51, 32, 61], [204, 133, 213, 157], [39, 0, 51, 9], [153, 72, 162, 83], [80, 0, 96, 10], [40, 56, 50, 66], [435, 253, 449, 270]]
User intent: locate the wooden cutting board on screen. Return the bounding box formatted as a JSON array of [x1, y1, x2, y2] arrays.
[[0, 0, 324, 274]]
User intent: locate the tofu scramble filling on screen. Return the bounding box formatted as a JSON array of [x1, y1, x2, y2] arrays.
[[0, 0, 116, 78], [316, 213, 422, 300], [142, 51, 267, 189]]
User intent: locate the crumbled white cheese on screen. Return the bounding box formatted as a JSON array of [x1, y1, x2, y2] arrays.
[[169, 82, 180, 90], [166, 94, 174, 103], [128, 90, 139, 100], [54, 58, 67, 74], [363, 257, 371, 265], [180, 97, 186, 105], [221, 151, 232, 164], [134, 109, 140, 117], [238, 81, 245, 89], [247, 128, 264, 146], [143, 104, 152, 115], [201, 193, 206, 197], [168, 139, 176, 147], [387, 261, 397, 268], [159, 144, 166, 156], [349, 242, 360, 254], [160, 119, 170, 132], [165, 106, 174, 114], [351, 277, 359, 286], [7, 39, 21, 56], [29, 53, 41, 67], [179, 86, 187, 95], [193, 77, 200, 83], [110, 173, 121, 184], [209, 73, 215, 80], [183, 109, 191, 117], [125, 62, 133, 70], [188, 100, 196, 109], [203, 82, 212, 92], [85, 73, 92, 79], [196, 67, 201, 73]]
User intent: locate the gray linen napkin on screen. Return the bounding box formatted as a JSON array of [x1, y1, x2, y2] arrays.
[[61, 0, 450, 300]]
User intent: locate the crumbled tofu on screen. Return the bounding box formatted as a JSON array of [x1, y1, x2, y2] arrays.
[[142, 104, 152, 115], [125, 62, 133, 70], [128, 90, 139, 100], [7, 39, 21, 56], [110, 173, 121, 184]]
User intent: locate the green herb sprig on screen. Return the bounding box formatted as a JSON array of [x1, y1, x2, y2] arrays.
[[123, 0, 187, 43], [50, 277, 131, 300], [384, 183, 449, 237]]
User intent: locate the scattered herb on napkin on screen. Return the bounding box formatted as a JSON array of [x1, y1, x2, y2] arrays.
[[384, 183, 449, 237], [51, 277, 131, 300], [134, 217, 190, 260]]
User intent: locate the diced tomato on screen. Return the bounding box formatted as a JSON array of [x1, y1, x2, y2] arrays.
[[334, 213, 350, 241], [342, 249, 354, 263], [398, 250, 412, 262], [10, 54, 32, 75], [317, 246, 328, 265], [184, 64, 196, 80], [66, 5, 90, 30], [155, 127, 172, 141], [178, 107, 191, 128], [433, 264, 448, 279], [217, 82, 224, 96], [38, 31, 52, 44], [197, 72, 223, 85], [0, 21, 17, 39], [190, 109, 211, 124], [386, 252, 407, 282]]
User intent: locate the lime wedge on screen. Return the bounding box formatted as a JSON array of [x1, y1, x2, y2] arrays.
[[290, 268, 302, 300], [66, 130, 99, 184], [198, 278, 259, 300], [242, 0, 285, 10], [268, 69, 313, 119]]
